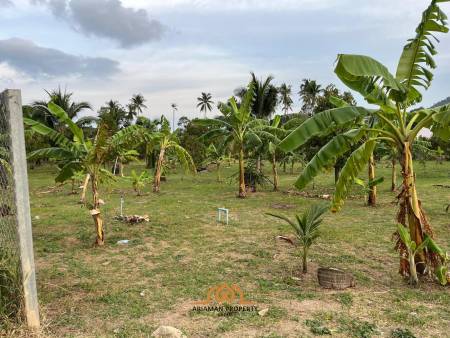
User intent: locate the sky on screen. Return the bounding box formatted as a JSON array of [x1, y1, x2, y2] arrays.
[[0, 0, 450, 123]]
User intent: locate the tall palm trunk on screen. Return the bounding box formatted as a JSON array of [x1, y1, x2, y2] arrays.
[[283, 161, 286, 173], [397, 142, 430, 277], [391, 158, 397, 192], [290, 160, 295, 174], [80, 173, 90, 204], [153, 147, 165, 193], [90, 174, 104, 246], [368, 154, 376, 206], [256, 155, 261, 172], [238, 146, 246, 198], [272, 153, 279, 191]]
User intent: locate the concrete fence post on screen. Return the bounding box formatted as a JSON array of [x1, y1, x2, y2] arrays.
[[2, 89, 40, 328]]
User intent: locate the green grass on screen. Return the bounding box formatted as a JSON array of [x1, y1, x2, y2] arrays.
[[9, 161, 450, 337]]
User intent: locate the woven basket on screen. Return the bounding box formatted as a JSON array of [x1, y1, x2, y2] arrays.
[[317, 267, 355, 290]]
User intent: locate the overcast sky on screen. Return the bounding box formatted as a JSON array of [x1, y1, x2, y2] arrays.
[[1, 0, 449, 122]]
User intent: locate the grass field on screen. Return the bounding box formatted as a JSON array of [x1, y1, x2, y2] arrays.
[[7, 161, 450, 337]]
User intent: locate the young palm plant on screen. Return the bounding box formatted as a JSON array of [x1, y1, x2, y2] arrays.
[[267, 204, 328, 273], [279, 0, 450, 281], [25, 103, 140, 245]]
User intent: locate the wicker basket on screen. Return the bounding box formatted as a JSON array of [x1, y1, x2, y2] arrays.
[[317, 267, 355, 290]]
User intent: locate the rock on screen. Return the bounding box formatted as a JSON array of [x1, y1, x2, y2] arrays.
[[151, 326, 186, 338], [117, 240, 130, 245], [258, 308, 269, 317]]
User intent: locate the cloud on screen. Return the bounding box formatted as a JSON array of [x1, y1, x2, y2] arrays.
[[32, 0, 165, 47], [0, 38, 120, 78], [0, 0, 13, 7]]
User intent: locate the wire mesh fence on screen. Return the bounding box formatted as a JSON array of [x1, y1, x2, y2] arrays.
[[0, 91, 23, 323], [0, 90, 39, 329]]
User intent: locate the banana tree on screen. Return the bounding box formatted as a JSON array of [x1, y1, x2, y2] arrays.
[[253, 115, 287, 191], [205, 143, 230, 182], [25, 103, 140, 245], [146, 117, 196, 193], [197, 82, 262, 198], [280, 0, 450, 281]]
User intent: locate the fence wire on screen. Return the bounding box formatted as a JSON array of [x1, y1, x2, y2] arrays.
[[0, 92, 22, 323]]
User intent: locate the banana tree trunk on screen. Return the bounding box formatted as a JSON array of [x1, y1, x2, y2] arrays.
[[216, 162, 222, 182], [397, 142, 431, 277], [153, 148, 165, 193], [272, 153, 279, 191], [119, 162, 124, 177], [334, 165, 341, 184], [256, 155, 261, 173], [283, 161, 286, 173], [238, 146, 246, 198], [368, 154, 376, 206], [71, 179, 76, 194], [391, 158, 397, 192], [90, 175, 104, 246], [80, 173, 90, 204]]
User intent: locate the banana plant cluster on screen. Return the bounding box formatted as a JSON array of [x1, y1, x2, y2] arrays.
[[279, 0, 450, 283], [141, 116, 196, 193], [25, 103, 141, 245]]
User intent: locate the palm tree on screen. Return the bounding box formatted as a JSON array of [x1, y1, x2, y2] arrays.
[[278, 83, 293, 115], [129, 94, 147, 115], [298, 79, 322, 116], [145, 116, 195, 193], [99, 100, 128, 132], [197, 93, 214, 118], [25, 103, 140, 246], [280, 0, 450, 284], [251, 72, 278, 119], [197, 82, 263, 198], [268, 204, 328, 273], [31, 87, 92, 130], [126, 94, 147, 123]]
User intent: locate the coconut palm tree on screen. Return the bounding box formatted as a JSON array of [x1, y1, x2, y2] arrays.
[[197, 92, 214, 118], [251, 72, 278, 119], [31, 87, 92, 130], [298, 79, 322, 116], [126, 94, 147, 124], [278, 83, 293, 115], [99, 100, 129, 132], [268, 204, 328, 273], [129, 94, 147, 115], [25, 103, 141, 246], [280, 0, 450, 284]]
